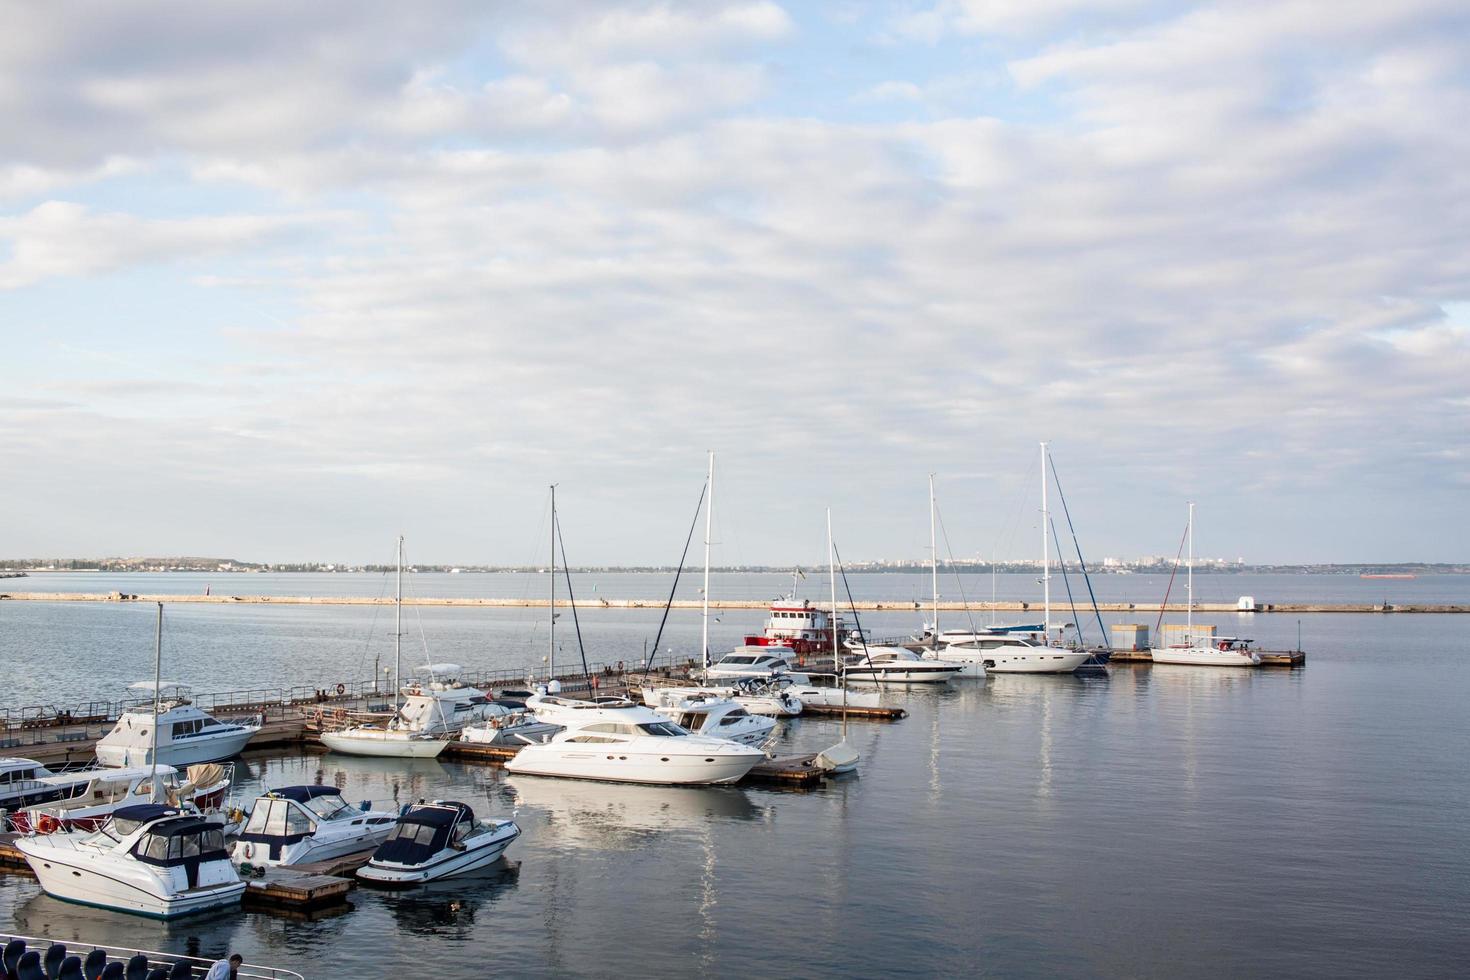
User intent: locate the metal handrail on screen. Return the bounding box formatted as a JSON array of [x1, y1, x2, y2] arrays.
[[0, 932, 304, 979]]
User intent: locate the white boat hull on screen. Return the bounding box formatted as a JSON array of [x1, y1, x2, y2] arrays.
[[95, 727, 257, 768], [1150, 647, 1261, 668], [982, 650, 1090, 674], [845, 667, 957, 684], [319, 730, 448, 758], [357, 825, 519, 885], [505, 747, 761, 785], [920, 651, 988, 679], [16, 840, 244, 919]]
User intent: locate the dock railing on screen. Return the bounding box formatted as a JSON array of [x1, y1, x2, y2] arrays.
[[0, 933, 304, 980]]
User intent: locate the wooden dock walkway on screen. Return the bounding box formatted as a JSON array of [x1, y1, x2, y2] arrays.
[[1108, 649, 1307, 667]]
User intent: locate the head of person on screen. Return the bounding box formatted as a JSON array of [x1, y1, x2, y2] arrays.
[[230, 955, 243, 968]]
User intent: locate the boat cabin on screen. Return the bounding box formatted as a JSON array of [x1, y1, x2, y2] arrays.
[[372, 801, 477, 867]]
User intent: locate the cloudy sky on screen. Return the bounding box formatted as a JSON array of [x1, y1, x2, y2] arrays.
[[2, 0, 1467, 565]]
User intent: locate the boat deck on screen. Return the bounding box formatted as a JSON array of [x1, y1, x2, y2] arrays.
[[1108, 649, 1306, 667]]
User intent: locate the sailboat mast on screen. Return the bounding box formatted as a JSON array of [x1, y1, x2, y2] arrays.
[[929, 473, 938, 648], [1187, 501, 1194, 641], [1041, 441, 1051, 639], [702, 451, 714, 672], [149, 601, 162, 800], [549, 485, 557, 683], [395, 535, 402, 712], [828, 507, 846, 726]]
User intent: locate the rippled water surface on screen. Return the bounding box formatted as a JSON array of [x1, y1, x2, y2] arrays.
[[1, 576, 1467, 977]]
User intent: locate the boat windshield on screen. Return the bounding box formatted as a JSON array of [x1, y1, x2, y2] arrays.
[[304, 793, 353, 820], [637, 722, 689, 737]]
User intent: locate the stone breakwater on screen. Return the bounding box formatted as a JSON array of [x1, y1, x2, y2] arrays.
[[0, 591, 1463, 613]]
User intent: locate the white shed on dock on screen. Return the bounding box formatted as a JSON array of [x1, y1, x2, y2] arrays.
[[1110, 624, 1150, 650]]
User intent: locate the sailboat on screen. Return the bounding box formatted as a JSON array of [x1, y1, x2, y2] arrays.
[[918, 473, 989, 678], [320, 537, 451, 758], [936, 444, 1089, 674], [816, 509, 860, 775], [1149, 503, 1262, 667]]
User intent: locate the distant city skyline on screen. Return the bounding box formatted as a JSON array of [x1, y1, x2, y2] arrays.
[[2, 3, 1467, 564]]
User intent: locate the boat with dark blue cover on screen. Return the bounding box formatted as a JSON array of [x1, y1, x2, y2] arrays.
[[357, 800, 519, 886]]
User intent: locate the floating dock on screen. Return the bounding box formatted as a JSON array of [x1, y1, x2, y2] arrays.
[[1107, 649, 1306, 667]]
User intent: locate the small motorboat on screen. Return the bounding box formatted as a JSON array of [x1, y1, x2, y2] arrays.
[[9, 763, 233, 835], [232, 785, 398, 866], [15, 804, 244, 919], [357, 801, 519, 886], [95, 684, 260, 768], [642, 679, 803, 718], [652, 694, 777, 747]]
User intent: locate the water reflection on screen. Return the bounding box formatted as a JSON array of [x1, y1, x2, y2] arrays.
[[507, 778, 762, 851], [13, 889, 250, 960], [373, 861, 520, 937]]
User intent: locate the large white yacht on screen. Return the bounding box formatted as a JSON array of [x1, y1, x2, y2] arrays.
[[651, 694, 777, 746], [16, 803, 244, 919], [505, 700, 764, 785], [703, 647, 797, 681], [232, 786, 398, 866], [843, 647, 962, 684], [94, 685, 259, 768], [935, 632, 1090, 674], [357, 801, 519, 886], [9, 764, 232, 835]]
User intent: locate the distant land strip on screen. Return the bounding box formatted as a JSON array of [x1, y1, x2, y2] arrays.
[[0, 592, 1464, 614]]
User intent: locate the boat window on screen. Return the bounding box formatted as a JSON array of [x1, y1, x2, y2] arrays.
[[178, 833, 201, 858], [637, 722, 688, 737], [565, 735, 621, 744], [143, 834, 170, 861], [286, 805, 314, 835], [202, 828, 225, 853], [390, 824, 439, 846], [244, 802, 273, 835], [201, 717, 220, 728]]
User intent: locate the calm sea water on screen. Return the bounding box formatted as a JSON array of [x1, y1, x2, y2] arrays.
[[1, 574, 1467, 977]]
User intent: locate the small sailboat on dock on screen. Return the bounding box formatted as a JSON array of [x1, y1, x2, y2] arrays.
[[320, 537, 450, 759], [1150, 503, 1262, 668]]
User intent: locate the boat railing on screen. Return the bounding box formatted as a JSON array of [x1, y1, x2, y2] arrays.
[[0, 933, 304, 979]]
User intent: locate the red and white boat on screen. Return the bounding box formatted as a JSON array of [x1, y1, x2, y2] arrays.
[[9, 763, 233, 835], [742, 573, 843, 656]]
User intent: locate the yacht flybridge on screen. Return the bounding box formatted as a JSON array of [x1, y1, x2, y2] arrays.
[[1150, 503, 1262, 668], [233, 786, 398, 867], [651, 694, 777, 746], [16, 804, 244, 919], [505, 698, 765, 785], [94, 685, 259, 768], [703, 648, 797, 681]]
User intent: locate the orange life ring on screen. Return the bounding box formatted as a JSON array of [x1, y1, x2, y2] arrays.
[[1218, 641, 1229, 651], [244, 842, 254, 859], [333, 708, 347, 722], [336, 683, 346, 695]]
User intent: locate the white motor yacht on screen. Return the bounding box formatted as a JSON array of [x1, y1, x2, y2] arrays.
[[641, 680, 803, 718], [94, 685, 259, 768], [772, 672, 886, 710], [10, 764, 232, 835], [702, 647, 797, 681], [936, 632, 1089, 674], [357, 801, 519, 886], [396, 664, 505, 736], [844, 647, 962, 684], [652, 694, 778, 746], [16, 804, 244, 919], [1151, 636, 1262, 668], [505, 701, 764, 785], [231, 786, 398, 866], [459, 701, 563, 746]]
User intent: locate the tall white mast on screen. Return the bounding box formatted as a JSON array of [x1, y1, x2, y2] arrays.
[[828, 507, 846, 723], [1041, 441, 1051, 639], [149, 601, 162, 800], [1187, 501, 1195, 641], [394, 535, 403, 713], [549, 485, 556, 682], [929, 473, 938, 648], [702, 451, 715, 672]]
